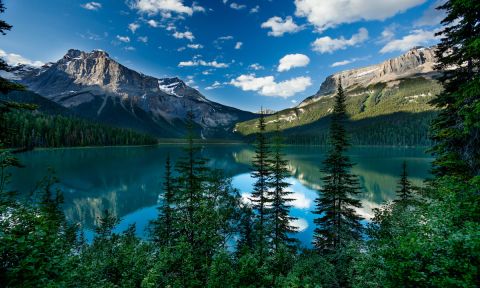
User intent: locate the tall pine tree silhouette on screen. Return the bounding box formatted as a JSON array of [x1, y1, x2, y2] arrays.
[[151, 155, 176, 246], [313, 80, 363, 252], [270, 117, 297, 252], [395, 161, 415, 203], [250, 109, 272, 255]]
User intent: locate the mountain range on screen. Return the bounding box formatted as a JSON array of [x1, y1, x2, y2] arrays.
[[2, 49, 255, 138], [2, 47, 442, 144], [235, 46, 442, 146]]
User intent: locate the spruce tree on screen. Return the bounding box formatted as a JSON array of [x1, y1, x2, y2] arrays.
[[313, 80, 363, 252], [151, 155, 176, 246], [429, 0, 480, 178], [269, 117, 297, 252], [250, 109, 272, 255], [395, 161, 415, 203]]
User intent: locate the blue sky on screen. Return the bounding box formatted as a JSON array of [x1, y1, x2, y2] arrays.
[[1, 0, 444, 112]]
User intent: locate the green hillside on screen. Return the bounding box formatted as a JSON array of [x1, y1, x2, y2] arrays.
[[235, 76, 443, 146]]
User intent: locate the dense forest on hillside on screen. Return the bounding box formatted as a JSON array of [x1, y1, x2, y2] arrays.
[[1, 0, 479, 287], [2, 110, 158, 148], [236, 77, 442, 146]]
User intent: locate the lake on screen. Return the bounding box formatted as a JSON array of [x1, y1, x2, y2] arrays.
[[9, 145, 433, 247]]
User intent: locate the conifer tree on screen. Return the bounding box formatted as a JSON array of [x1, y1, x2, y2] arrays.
[[151, 155, 176, 246], [395, 161, 415, 203], [270, 118, 297, 252], [313, 80, 363, 252], [429, 0, 480, 178], [250, 109, 273, 254]]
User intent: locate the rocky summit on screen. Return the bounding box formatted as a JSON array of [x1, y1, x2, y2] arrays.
[[9, 49, 255, 138]]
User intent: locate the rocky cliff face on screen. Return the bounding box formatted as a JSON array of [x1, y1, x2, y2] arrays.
[[300, 47, 438, 107], [10, 49, 255, 138]]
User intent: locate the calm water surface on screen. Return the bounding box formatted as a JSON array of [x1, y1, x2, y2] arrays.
[[10, 145, 433, 246]]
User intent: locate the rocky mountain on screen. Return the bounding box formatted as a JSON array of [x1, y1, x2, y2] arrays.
[[235, 46, 443, 146], [7, 49, 255, 138]]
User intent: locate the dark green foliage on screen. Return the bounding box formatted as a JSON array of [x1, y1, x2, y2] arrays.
[[250, 110, 273, 254], [429, 0, 480, 177], [395, 161, 416, 203], [3, 110, 157, 148], [270, 119, 297, 252], [313, 82, 363, 252], [150, 155, 176, 246]]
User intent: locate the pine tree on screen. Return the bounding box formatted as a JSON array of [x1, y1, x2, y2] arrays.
[[151, 155, 176, 246], [313, 80, 363, 252], [429, 0, 480, 178], [175, 110, 208, 246], [250, 109, 272, 255], [395, 161, 415, 203], [270, 117, 297, 252]]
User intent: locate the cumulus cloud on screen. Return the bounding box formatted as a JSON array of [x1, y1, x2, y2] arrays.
[[81, 2, 102, 10], [173, 31, 195, 41], [261, 16, 302, 37], [311, 28, 368, 53], [187, 43, 203, 49], [205, 81, 223, 90], [116, 35, 131, 42], [129, 23, 140, 33], [230, 3, 246, 10], [380, 29, 438, 53], [235, 42, 243, 49], [147, 19, 159, 27], [178, 59, 229, 68], [278, 53, 310, 72], [230, 74, 312, 98], [0, 49, 44, 67], [294, 0, 426, 32], [249, 63, 264, 70], [129, 0, 203, 16]]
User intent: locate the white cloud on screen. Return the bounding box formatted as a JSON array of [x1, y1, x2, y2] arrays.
[[192, 2, 205, 12], [331, 60, 352, 67], [290, 218, 308, 232], [81, 2, 102, 10], [261, 16, 302, 37], [230, 74, 312, 98], [187, 43, 203, 49], [235, 42, 243, 49], [311, 28, 368, 53], [138, 36, 148, 43], [291, 99, 297, 104], [379, 24, 397, 43], [250, 5, 259, 13], [178, 59, 229, 68], [147, 19, 159, 27], [249, 63, 264, 70], [0, 49, 44, 67], [173, 31, 195, 41], [129, 23, 140, 33], [218, 35, 233, 40], [294, 0, 426, 32], [205, 81, 223, 90], [380, 29, 438, 53], [116, 35, 131, 42], [230, 3, 246, 10], [124, 46, 136, 51], [278, 53, 310, 72], [129, 0, 202, 16]]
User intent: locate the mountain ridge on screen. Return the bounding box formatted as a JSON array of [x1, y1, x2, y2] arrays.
[[7, 48, 256, 139]]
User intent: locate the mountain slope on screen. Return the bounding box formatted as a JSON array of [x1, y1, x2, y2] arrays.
[[8, 49, 256, 138], [235, 47, 443, 146]]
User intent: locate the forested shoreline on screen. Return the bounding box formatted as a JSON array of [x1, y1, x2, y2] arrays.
[[1, 0, 479, 287]]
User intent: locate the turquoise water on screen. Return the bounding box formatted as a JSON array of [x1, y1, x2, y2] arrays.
[[10, 145, 433, 246]]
